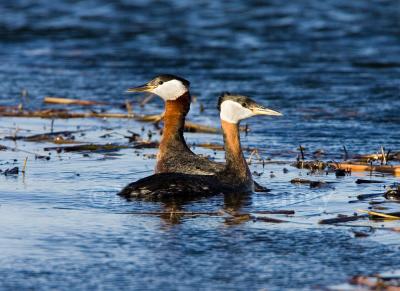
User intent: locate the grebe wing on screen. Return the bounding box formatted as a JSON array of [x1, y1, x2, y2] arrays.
[[118, 173, 222, 201], [182, 155, 270, 192]]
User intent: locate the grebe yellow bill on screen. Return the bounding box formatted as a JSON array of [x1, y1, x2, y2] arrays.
[[118, 93, 282, 200]]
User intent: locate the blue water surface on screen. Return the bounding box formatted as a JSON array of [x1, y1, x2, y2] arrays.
[[0, 1, 399, 290]]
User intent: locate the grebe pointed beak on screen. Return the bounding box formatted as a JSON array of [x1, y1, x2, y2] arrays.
[[126, 83, 155, 93], [251, 104, 282, 116]]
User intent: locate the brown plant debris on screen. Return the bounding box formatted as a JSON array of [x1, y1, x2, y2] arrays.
[[5, 130, 85, 142], [43, 143, 130, 153], [332, 162, 400, 176], [184, 121, 220, 133], [319, 214, 366, 225], [353, 151, 400, 162], [225, 213, 252, 225], [292, 160, 327, 171], [357, 193, 384, 200], [255, 216, 288, 223], [132, 141, 159, 149], [384, 184, 400, 201], [350, 273, 400, 290], [355, 179, 385, 184], [43, 97, 108, 106], [358, 209, 400, 220], [2, 167, 19, 176], [352, 230, 370, 238], [335, 168, 348, 177], [195, 143, 224, 151], [255, 210, 295, 215], [290, 178, 332, 189]]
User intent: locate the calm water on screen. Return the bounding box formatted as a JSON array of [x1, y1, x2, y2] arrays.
[[0, 1, 400, 290]]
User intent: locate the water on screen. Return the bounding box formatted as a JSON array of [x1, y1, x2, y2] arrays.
[[1, 1, 400, 290]]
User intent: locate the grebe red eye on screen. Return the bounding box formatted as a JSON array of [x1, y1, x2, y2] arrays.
[[158, 81, 163, 85]]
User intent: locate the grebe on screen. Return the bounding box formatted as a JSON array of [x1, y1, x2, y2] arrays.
[[127, 75, 276, 192], [118, 93, 282, 200], [127, 74, 223, 175]]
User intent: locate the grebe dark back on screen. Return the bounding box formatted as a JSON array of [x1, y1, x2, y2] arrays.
[[118, 93, 282, 200]]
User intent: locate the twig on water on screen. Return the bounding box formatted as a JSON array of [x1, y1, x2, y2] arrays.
[[22, 157, 28, 174], [140, 94, 156, 107], [380, 145, 386, 165], [125, 100, 134, 117], [44, 96, 108, 106], [343, 145, 348, 161], [357, 209, 400, 220], [319, 215, 367, 225]]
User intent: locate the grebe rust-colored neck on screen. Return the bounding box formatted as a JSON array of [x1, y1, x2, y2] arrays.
[[221, 120, 251, 180], [156, 92, 192, 172], [162, 91, 190, 146]]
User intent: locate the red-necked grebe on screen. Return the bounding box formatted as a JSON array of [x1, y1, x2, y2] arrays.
[[118, 93, 282, 200], [127, 74, 223, 175], [127, 75, 279, 192]]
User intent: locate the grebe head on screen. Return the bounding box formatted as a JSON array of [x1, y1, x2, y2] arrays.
[[218, 92, 282, 124], [127, 74, 190, 101]]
